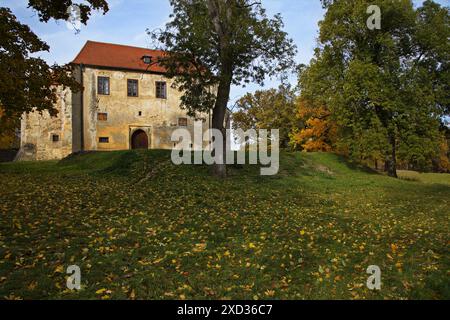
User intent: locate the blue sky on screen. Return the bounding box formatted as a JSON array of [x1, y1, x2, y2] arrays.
[[2, 0, 448, 105]]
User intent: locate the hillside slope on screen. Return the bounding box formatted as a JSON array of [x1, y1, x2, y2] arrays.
[[0, 150, 448, 299]]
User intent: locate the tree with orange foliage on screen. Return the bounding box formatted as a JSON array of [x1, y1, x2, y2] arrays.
[[290, 98, 336, 152], [434, 127, 450, 173]]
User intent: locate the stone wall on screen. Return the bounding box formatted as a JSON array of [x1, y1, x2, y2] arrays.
[[81, 67, 211, 151], [18, 66, 212, 161], [17, 88, 73, 161]]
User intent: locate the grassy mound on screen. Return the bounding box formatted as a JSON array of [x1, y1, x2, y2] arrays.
[[0, 150, 448, 299]]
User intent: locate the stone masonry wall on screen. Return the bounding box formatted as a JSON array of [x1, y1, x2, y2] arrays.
[[18, 67, 212, 161], [82, 67, 211, 151], [17, 88, 73, 161]]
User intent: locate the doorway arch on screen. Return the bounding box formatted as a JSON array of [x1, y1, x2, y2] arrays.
[[131, 129, 149, 149]]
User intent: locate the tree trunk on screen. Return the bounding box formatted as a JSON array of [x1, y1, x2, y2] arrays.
[[385, 132, 398, 178], [206, 0, 233, 178], [211, 73, 232, 178]]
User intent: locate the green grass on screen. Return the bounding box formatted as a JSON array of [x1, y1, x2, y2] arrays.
[[0, 150, 449, 300], [398, 170, 450, 185]]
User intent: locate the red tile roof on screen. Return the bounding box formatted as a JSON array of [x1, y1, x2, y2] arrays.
[[71, 41, 167, 73]]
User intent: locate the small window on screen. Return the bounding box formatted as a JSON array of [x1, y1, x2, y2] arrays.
[[178, 117, 188, 126], [142, 55, 152, 64], [52, 134, 59, 142], [98, 76, 110, 95], [138, 111, 142, 116], [127, 79, 138, 97], [97, 113, 108, 121], [156, 81, 167, 99], [99, 137, 109, 143]]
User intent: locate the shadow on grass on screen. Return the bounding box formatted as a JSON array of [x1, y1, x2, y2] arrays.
[[334, 155, 380, 175]]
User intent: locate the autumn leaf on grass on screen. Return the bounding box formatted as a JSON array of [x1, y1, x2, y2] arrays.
[[264, 290, 275, 297], [27, 281, 37, 291], [248, 242, 257, 249], [138, 259, 151, 266], [152, 257, 165, 264], [391, 243, 398, 254], [146, 228, 157, 236], [54, 265, 64, 274], [95, 288, 107, 294], [193, 243, 207, 253]]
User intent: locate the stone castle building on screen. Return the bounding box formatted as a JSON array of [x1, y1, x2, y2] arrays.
[[17, 41, 215, 161]]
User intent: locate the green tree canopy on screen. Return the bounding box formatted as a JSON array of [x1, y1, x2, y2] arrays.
[[151, 0, 297, 176], [301, 0, 449, 176], [232, 85, 298, 148]]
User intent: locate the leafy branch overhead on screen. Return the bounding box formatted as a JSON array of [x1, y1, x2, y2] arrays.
[[149, 0, 297, 117], [0, 1, 109, 128], [27, 0, 109, 25]]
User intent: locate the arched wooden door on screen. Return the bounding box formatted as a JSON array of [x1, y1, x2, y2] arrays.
[[131, 130, 149, 149]]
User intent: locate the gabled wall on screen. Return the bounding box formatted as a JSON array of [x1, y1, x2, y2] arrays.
[[17, 65, 213, 161], [81, 66, 210, 151]]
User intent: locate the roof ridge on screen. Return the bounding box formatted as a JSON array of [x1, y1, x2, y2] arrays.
[[70, 40, 167, 73], [84, 40, 162, 52]]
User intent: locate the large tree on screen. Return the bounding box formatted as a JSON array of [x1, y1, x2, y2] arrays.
[[232, 85, 298, 149], [151, 0, 297, 177], [0, 1, 109, 138], [303, 0, 449, 177]]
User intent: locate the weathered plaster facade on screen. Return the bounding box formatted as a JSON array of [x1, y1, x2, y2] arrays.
[[81, 66, 211, 152], [18, 66, 211, 161], [17, 41, 220, 161], [17, 87, 73, 161]]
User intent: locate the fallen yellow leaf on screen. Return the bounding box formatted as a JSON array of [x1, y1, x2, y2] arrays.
[[96, 288, 107, 294]]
